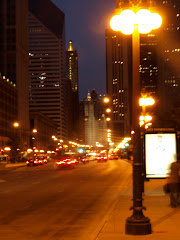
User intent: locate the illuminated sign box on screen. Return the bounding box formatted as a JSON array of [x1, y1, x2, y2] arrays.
[[145, 133, 177, 178]]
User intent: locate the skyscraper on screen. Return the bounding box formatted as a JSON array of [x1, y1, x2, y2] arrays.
[[157, 0, 180, 124], [28, 0, 67, 139], [0, 0, 30, 147], [105, 29, 132, 142], [81, 91, 107, 146], [66, 40, 80, 140], [106, 0, 180, 136]]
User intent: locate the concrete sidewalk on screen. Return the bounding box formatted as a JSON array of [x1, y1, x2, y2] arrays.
[[5, 162, 26, 168], [0, 162, 26, 171], [96, 179, 180, 240]]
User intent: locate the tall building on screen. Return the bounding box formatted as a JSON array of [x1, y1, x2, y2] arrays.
[[0, 75, 17, 147], [106, 0, 180, 136], [66, 40, 80, 140], [81, 91, 107, 146], [105, 29, 132, 143], [28, 0, 67, 139], [0, 0, 30, 147], [157, 0, 180, 125]]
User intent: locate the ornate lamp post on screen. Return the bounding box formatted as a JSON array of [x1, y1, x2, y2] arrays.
[[110, 0, 162, 235]]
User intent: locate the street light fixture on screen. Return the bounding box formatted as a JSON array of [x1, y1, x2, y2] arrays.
[[13, 122, 19, 128], [110, 0, 162, 235], [103, 97, 110, 103]]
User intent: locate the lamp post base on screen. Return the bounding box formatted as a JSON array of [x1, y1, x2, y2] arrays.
[[125, 215, 151, 235]]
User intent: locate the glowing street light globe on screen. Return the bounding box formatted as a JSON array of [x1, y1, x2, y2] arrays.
[[110, 8, 162, 35], [110, 14, 121, 31], [119, 10, 136, 35], [136, 9, 152, 34], [151, 13, 162, 29]]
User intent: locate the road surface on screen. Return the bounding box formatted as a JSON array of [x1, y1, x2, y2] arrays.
[[0, 159, 132, 240]]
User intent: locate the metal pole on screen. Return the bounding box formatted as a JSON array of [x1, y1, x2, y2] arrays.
[[125, 25, 151, 235]]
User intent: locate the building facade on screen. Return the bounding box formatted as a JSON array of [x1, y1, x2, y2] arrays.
[[0, 74, 17, 147], [105, 29, 132, 143], [29, 111, 58, 151], [81, 91, 107, 146], [157, 0, 180, 126], [0, 0, 30, 147], [28, 0, 67, 140]]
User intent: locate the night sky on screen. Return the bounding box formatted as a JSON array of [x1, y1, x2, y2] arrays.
[[51, 0, 116, 99]]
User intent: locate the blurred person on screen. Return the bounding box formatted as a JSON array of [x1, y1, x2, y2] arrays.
[[168, 157, 180, 208]]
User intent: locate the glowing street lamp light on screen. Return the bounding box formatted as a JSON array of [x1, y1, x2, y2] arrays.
[[13, 122, 19, 128], [139, 97, 155, 106], [103, 97, 110, 103], [110, 7, 162, 35], [106, 108, 111, 113]]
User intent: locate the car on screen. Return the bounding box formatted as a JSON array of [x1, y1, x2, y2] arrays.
[[97, 154, 108, 162], [78, 156, 89, 164], [54, 156, 76, 170], [26, 158, 39, 166], [108, 154, 119, 160], [37, 156, 48, 164]]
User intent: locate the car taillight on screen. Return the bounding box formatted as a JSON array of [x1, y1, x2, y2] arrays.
[[34, 160, 38, 163], [57, 161, 62, 165], [26, 161, 29, 164]]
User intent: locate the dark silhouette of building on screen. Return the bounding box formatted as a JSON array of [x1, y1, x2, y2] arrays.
[[28, 0, 67, 140], [0, 75, 17, 147], [156, 0, 180, 127], [0, 0, 30, 147], [105, 29, 132, 143]]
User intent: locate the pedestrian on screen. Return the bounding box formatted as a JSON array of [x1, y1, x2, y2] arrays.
[[168, 157, 180, 208]]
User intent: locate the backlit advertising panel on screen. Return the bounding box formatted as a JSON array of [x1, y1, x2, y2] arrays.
[[145, 133, 177, 178]]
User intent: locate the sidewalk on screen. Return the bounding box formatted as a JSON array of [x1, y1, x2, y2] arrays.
[[96, 179, 180, 240], [0, 162, 26, 171]]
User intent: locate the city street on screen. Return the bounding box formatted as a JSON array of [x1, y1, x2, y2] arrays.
[[0, 159, 132, 240]]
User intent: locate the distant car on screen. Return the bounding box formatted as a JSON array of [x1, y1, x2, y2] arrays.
[[79, 156, 89, 164], [97, 154, 108, 162], [54, 156, 76, 170], [26, 158, 39, 166], [37, 156, 48, 164], [108, 154, 119, 160]]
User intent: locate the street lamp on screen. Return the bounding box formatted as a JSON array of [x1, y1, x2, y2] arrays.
[[110, 0, 162, 235], [13, 122, 19, 128]]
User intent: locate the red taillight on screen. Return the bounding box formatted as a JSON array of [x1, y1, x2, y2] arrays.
[[26, 161, 29, 164], [57, 161, 63, 165]]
